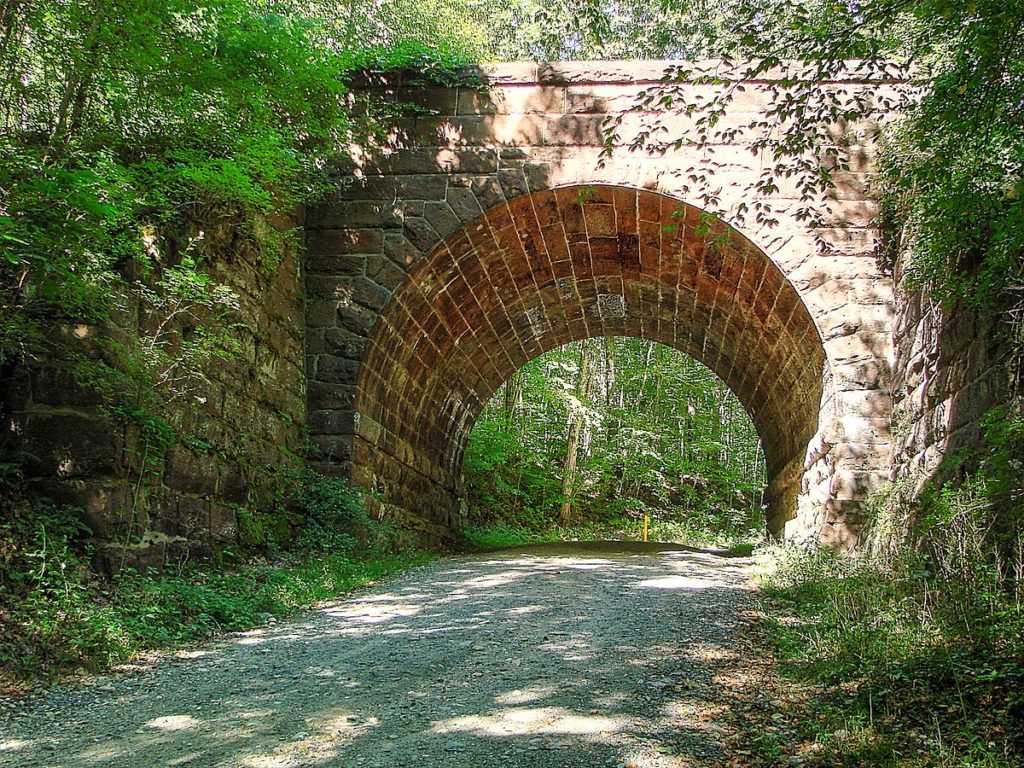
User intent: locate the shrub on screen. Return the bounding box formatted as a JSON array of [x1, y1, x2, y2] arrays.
[[0, 469, 420, 692], [755, 409, 1024, 766], [291, 469, 401, 556]]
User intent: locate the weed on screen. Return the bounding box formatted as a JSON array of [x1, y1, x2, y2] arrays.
[[755, 538, 1023, 765], [0, 470, 424, 695], [460, 517, 762, 551]]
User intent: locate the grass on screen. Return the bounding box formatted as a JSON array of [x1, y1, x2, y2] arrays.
[[459, 517, 762, 554], [0, 474, 431, 697], [752, 543, 1024, 767], [0, 548, 428, 697]]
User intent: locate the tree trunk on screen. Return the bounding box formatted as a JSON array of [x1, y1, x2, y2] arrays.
[[503, 368, 524, 432], [652, 343, 665, 453], [0, 0, 27, 124], [560, 340, 595, 525], [0, 0, 26, 60], [51, 10, 103, 147], [603, 336, 615, 449]]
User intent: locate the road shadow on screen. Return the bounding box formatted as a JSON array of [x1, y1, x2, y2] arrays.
[[1, 547, 767, 767]]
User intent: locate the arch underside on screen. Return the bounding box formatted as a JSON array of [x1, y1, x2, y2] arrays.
[[353, 185, 828, 540]]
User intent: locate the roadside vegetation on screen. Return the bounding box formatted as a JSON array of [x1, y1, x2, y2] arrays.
[[679, 3, 1024, 764], [0, 0, 467, 696], [0, 469, 426, 697], [750, 412, 1024, 767]]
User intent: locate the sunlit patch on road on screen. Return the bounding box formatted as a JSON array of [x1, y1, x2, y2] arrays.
[[0, 548, 765, 767]]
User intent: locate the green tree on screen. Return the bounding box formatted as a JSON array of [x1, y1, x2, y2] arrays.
[[0, 0, 472, 436], [559, 339, 597, 524]]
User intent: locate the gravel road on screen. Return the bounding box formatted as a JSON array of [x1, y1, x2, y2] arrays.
[[0, 544, 762, 768]]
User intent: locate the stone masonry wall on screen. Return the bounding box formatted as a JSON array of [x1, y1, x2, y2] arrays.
[[351, 185, 827, 541], [889, 268, 1012, 488], [3, 215, 306, 570]]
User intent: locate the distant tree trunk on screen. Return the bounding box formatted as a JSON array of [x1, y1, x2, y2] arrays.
[[719, 391, 732, 463], [603, 336, 615, 449], [618, 341, 654, 500], [503, 369, 524, 431], [0, 0, 28, 140], [51, 11, 103, 147], [0, 1, 24, 84], [560, 340, 595, 525], [652, 343, 665, 452]]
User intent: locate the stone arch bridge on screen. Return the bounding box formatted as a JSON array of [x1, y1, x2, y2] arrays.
[[303, 62, 897, 547]]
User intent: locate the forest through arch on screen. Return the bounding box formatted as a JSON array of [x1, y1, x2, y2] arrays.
[[460, 336, 768, 546], [351, 185, 831, 541]]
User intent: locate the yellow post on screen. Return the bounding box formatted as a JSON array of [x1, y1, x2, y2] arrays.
[[642, 513, 649, 542]]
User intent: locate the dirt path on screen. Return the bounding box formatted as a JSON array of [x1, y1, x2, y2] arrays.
[[0, 544, 770, 768]]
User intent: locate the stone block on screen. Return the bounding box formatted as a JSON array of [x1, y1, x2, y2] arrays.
[[383, 232, 421, 267], [835, 416, 891, 443], [543, 115, 606, 145], [310, 434, 354, 462], [306, 228, 383, 255], [168, 496, 211, 538], [308, 408, 357, 436], [459, 62, 539, 85], [446, 186, 484, 221], [829, 469, 886, 502], [306, 272, 363, 299], [351, 277, 392, 312], [423, 201, 463, 239], [305, 201, 403, 228], [457, 85, 565, 115], [497, 168, 530, 200], [309, 382, 357, 411], [582, 203, 617, 237], [838, 388, 893, 419], [366, 252, 408, 289], [164, 447, 218, 497], [414, 114, 546, 146], [305, 299, 340, 328], [217, 463, 248, 505], [389, 86, 459, 114], [391, 174, 451, 200], [23, 412, 121, 479], [565, 85, 643, 114], [71, 481, 131, 538], [209, 504, 238, 542], [29, 366, 103, 409], [470, 175, 506, 210], [833, 359, 887, 389], [316, 354, 360, 385], [376, 147, 501, 175], [402, 200, 424, 217], [537, 61, 669, 84], [403, 216, 441, 252]]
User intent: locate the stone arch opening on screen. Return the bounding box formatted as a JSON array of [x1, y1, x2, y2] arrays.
[[351, 184, 830, 542], [460, 336, 769, 535]]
